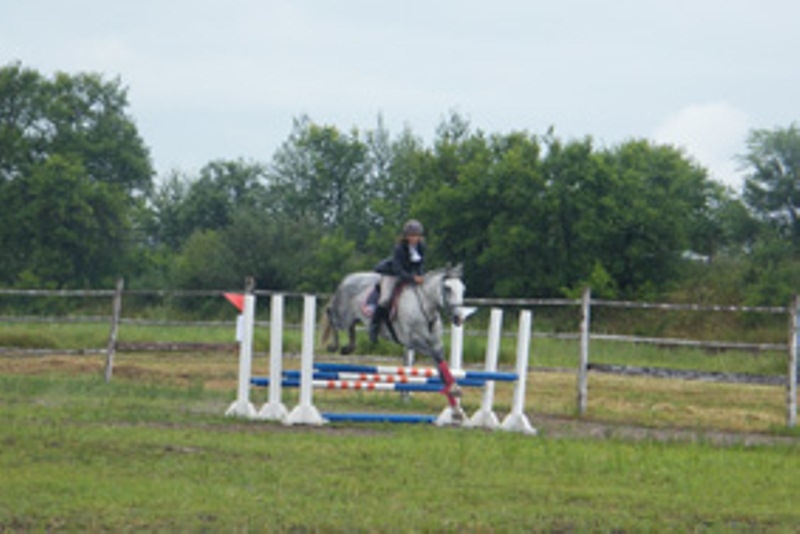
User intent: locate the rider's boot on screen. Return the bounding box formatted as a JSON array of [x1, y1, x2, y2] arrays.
[[369, 305, 387, 344]]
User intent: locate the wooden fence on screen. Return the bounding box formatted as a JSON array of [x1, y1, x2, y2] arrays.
[[0, 281, 797, 427]]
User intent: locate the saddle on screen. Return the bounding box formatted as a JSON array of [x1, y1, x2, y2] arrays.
[[361, 281, 407, 319]]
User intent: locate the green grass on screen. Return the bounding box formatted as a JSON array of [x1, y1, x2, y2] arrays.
[[2, 319, 789, 381], [0, 320, 301, 354], [1, 371, 799, 531]]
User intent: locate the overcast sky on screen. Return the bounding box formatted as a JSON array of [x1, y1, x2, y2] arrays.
[[4, 0, 798, 191]]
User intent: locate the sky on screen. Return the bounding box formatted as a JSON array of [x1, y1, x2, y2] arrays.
[[3, 0, 799, 191]]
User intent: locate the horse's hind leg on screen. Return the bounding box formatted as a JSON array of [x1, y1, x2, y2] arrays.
[[340, 322, 357, 355]]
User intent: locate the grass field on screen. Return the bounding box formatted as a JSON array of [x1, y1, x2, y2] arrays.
[[2, 350, 800, 530], [1, 318, 790, 375]]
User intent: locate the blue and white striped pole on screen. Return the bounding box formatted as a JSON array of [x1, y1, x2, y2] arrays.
[[313, 362, 518, 382]]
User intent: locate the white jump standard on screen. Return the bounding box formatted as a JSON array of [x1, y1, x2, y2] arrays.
[[225, 292, 257, 418], [227, 291, 536, 434], [285, 295, 326, 425]]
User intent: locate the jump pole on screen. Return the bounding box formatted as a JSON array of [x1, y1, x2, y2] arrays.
[[313, 362, 517, 382], [274, 372, 487, 386], [450, 319, 464, 371], [401, 348, 415, 402], [253, 377, 487, 389], [450, 306, 476, 371], [285, 295, 326, 425], [467, 308, 503, 429], [225, 293, 257, 418], [323, 412, 435, 424], [258, 294, 288, 421], [500, 310, 536, 434]]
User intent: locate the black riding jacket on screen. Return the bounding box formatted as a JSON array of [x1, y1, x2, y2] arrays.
[[375, 240, 426, 282]]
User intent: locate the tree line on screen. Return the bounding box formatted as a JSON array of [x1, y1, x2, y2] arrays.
[[2, 62, 799, 305]]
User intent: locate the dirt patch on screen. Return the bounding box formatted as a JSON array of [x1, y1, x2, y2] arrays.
[[533, 413, 800, 447], [0, 354, 102, 375]]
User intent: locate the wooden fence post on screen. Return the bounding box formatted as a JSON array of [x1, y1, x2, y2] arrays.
[[577, 286, 591, 416], [104, 278, 124, 383], [788, 295, 798, 428]]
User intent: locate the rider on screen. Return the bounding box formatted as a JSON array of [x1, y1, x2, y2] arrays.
[[369, 219, 426, 344]]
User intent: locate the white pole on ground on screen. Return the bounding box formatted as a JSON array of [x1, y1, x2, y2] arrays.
[[467, 308, 503, 429], [225, 293, 257, 418], [500, 310, 537, 435], [285, 295, 326, 425], [259, 294, 288, 421]]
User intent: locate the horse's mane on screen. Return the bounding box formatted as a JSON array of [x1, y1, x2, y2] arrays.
[[426, 264, 463, 279]]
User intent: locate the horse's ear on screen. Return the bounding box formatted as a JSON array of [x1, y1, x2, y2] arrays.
[[450, 263, 463, 277]]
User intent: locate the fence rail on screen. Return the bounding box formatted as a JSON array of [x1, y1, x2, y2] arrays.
[[1, 283, 798, 427]]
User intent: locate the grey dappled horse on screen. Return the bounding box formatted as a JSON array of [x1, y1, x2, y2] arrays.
[[321, 265, 467, 416]]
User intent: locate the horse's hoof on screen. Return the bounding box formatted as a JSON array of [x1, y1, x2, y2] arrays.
[[451, 407, 465, 424]]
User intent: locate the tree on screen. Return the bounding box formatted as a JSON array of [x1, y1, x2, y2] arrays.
[[1, 155, 129, 287], [742, 123, 800, 250], [145, 170, 191, 250], [0, 63, 153, 288], [592, 140, 712, 296], [0, 63, 43, 182], [172, 210, 322, 292], [179, 160, 268, 241], [0, 62, 153, 195], [44, 71, 153, 194], [268, 116, 371, 245], [415, 127, 547, 296], [366, 125, 431, 257]]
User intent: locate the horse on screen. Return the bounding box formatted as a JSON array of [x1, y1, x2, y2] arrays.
[[321, 264, 467, 418]]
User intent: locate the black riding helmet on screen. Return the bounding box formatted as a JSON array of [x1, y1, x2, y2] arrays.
[[403, 219, 424, 237]]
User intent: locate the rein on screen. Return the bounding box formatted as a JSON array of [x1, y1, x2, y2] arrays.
[[414, 272, 459, 333], [412, 284, 438, 333]]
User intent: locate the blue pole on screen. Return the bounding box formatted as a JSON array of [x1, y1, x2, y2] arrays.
[[322, 412, 436, 424]]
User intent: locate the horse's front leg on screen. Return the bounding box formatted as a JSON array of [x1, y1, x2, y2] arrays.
[[340, 321, 357, 355], [326, 326, 340, 353], [421, 346, 464, 422]]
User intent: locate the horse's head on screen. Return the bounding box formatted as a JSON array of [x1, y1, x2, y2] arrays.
[[441, 264, 466, 326]]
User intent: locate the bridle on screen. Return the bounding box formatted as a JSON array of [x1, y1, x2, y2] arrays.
[[413, 271, 463, 332]]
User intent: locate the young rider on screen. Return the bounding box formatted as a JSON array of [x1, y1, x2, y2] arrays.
[[369, 219, 462, 417], [369, 219, 426, 344]]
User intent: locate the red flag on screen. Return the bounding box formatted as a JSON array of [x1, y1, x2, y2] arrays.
[[223, 292, 245, 312]]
